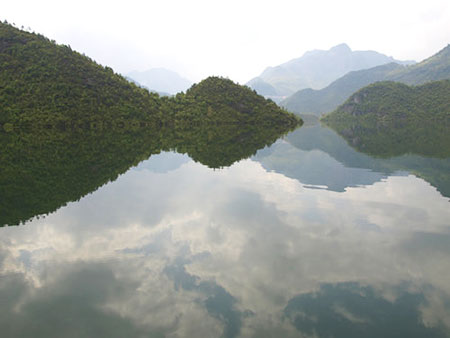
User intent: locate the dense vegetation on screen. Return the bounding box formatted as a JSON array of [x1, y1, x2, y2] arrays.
[[0, 22, 300, 129], [172, 77, 300, 126], [282, 44, 450, 115], [0, 22, 165, 129], [322, 80, 450, 158]]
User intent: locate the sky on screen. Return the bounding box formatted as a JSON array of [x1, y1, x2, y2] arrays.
[[1, 0, 449, 83]]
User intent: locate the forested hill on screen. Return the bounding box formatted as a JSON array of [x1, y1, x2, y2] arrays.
[[0, 22, 300, 129], [173, 76, 300, 125], [282, 44, 450, 116], [328, 80, 450, 119], [322, 80, 450, 158], [0, 22, 164, 128]]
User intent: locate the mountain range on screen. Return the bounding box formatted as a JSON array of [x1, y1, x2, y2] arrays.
[[247, 43, 414, 99], [282, 44, 450, 115]]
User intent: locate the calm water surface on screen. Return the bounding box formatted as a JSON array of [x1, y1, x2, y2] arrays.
[[1, 124, 449, 337]]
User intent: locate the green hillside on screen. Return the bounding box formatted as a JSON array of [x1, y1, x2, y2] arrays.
[[0, 22, 300, 129], [0, 22, 164, 128], [283, 44, 450, 116], [173, 76, 300, 126], [322, 80, 450, 157]]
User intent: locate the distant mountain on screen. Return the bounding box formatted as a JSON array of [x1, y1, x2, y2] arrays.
[[323, 80, 450, 158], [124, 76, 171, 96], [247, 43, 413, 98], [281, 63, 403, 115], [127, 68, 192, 95], [246, 77, 278, 96], [388, 44, 450, 85], [282, 44, 450, 116]]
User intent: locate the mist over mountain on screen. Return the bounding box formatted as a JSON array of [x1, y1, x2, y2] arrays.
[[281, 63, 404, 115], [127, 68, 192, 95], [387, 44, 450, 85], [247, 43, 414, 98], [282, 44, 450, 115]]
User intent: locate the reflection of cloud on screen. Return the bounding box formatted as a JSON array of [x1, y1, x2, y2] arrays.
[[0, 159, 450, 336], [284, 282, 447, 338], [134, 152, 191, 174], [165, 259, 244, 338], [332, 304, 369, 324]]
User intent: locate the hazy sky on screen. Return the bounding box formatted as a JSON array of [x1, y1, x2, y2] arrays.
[[2, 0, 449, 83]]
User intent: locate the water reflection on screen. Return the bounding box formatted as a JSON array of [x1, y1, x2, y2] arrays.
[[0, 121, 293, 226], [285, 282, 448, 338], [1, 150, 449, 337], [255, 123, 450, 197]]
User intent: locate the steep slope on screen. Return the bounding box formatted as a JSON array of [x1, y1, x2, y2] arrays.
[[127, 68, 192, 95], [283, 44, 450, 116], [247, 43, 413, 97], [322, 80, 450, 158]]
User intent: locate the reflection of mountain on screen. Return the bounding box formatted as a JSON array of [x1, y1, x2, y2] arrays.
[[255, 141, 390, 192], [285, 282, 447, 338], [0, 122, 295, 227], [169, 123, 296, 168], [254, 124, 450, 197]]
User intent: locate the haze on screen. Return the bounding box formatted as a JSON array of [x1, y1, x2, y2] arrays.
[[2, 0, 449, 83]]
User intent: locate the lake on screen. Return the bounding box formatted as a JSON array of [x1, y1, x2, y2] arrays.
[[1, 123, 449, 337]]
